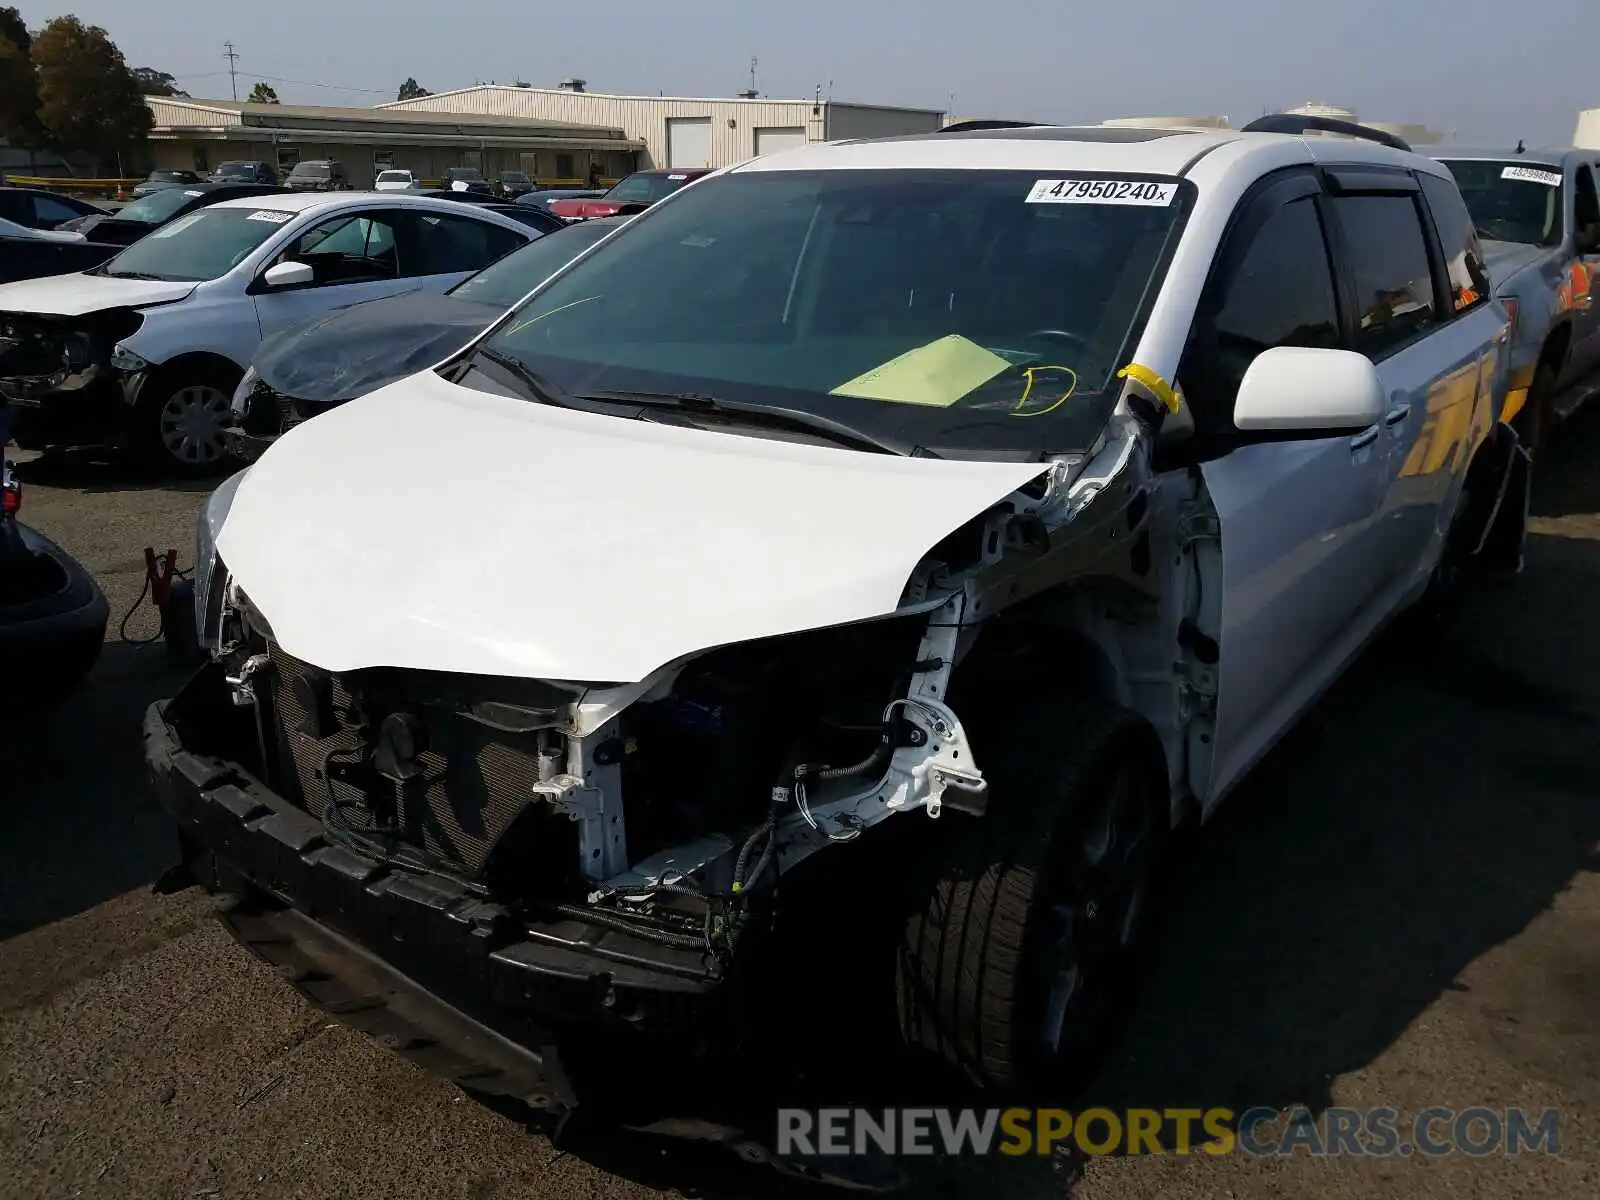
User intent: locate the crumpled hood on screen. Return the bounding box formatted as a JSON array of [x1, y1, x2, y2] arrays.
[[0, 270, 196, 316], [216, 370, 1048, 682], [253, 290, 502, 404], [1480, 240, 1550, 288]]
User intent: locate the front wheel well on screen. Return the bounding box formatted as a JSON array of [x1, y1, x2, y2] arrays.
[[1539, 322, 1572, 376], [142, 351, 245, 397]]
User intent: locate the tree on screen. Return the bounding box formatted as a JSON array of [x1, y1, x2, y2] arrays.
[[248, 81, 278, 104], [0, 6, 46, 150], [32, 16, 152, 173], [396, 77, 430, 101], [131, 66, 187, 97]]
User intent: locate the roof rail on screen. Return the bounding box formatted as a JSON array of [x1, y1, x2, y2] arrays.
[[938, 119, 1043, 133], [1240, 114, 1411, 153]]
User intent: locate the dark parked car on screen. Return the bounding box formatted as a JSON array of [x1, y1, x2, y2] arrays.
[[284, 160, 350, 191], [409, 191, 566, 233], [515, 187, 605, 212], [546, 168, 711, 220], [59, 182, 292, 247], [130, 170, 204, 199], [0, 187, 105, 232], [495, 170, 534, 199], [225, 216, 629, 459], [211, 161, 279, 185], [0, 453, 108, 713], [444, 167, 493, 196]]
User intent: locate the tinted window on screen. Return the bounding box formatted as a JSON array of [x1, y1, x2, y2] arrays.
[[1187, 196, 1342, 418], [473, 169, 1189, 457], [117, 187, 200, 224], [450, 222, 617, 307], [1331, 194, 1437, 358], [281, 212, 399, 283], [31, 194, 86, 225], [1575, 165, 1600, 236], [289, 163, 330, 180], [607, 174, 690, 204], [99, 208, 290, 282], [1419, 173, 1491, 313], [413, 212, 523, 274], [1439, 159, 1562, 247]]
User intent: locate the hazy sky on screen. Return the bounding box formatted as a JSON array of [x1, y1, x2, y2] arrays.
[[41, 0, 1599, 144]]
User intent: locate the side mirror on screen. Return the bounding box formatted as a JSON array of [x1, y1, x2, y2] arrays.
[[260, 260, 313, 290], [1578, 223, 1600, 255], [1234, 346, 1385, 434]]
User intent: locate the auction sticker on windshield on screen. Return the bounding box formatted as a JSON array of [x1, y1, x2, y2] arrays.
[[1501, 166, 1562, 187], [246, 210, 295, 223], [1027, 179, 1176, 206]]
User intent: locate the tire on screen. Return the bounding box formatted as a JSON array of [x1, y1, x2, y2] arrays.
[[1512, 362, 1555, 460], [895, 699, 1167, 1096], [133, 364, 239, 476]]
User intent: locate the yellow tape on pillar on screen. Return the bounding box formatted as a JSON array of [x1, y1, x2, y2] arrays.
[[1116, 363, 1183, 413]]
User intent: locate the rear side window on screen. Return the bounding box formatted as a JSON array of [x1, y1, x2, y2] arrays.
[[1418, 173, 1491, 313], [1329, 193, 1438, 358], [32, 194, 85, 225], [411, 213, 525, 274]]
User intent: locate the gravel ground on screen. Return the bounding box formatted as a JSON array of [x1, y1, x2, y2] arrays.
[[1, 419, 1597, 1200]]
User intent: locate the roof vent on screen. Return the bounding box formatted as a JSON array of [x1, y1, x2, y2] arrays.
[[557, 77, 587, 93], [736, 88, 759, 99]]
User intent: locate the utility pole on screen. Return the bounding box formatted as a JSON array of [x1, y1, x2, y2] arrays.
[[223, 41, 240, 101], [749, 55, 758, 97]]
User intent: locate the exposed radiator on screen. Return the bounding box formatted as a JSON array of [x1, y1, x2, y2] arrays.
[[265, 646, 547, 877]]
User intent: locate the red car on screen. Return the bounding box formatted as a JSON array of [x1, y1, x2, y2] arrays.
[[547, 168, 712, 220]]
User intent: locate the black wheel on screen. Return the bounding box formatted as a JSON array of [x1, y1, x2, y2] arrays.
[[133, 364, 239, 476], [896, 700, 1167, 1096], [1512, 362, 1554, 459]]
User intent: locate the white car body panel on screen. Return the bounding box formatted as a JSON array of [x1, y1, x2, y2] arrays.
[[214, 369, 1047, 682], [0, 271, 196, 315]]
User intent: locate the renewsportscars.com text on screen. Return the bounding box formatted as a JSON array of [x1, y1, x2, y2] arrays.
[[776, 1106, 1560, 1158]]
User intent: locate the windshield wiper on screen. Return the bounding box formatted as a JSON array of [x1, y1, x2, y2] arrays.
[[575, 389, 934, 457], [469, 346, 587, 409]]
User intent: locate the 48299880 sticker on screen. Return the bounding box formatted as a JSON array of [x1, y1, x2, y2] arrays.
[[1027, 178, 1177, 206]]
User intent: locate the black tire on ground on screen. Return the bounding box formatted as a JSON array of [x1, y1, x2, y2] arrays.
[[895, 699, 1168, 1097], [1513, 362, 1555, 460], [132, 362, 241, 476]]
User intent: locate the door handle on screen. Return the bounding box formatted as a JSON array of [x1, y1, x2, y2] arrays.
[[1385, 403, 1412, 426], [1349, 424, 1380, 450]]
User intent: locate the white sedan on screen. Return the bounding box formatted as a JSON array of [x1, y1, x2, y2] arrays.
[[0, 192, 535, 472], [374, 169, 421, 192]]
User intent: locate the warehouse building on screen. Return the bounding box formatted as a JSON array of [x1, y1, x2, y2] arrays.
[[145, 96, 643, 186], [380, 80, 945, 169]]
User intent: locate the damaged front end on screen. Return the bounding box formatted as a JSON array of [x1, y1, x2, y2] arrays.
[[149, 404, 1162, 1119], [0, 308, 146, 449]]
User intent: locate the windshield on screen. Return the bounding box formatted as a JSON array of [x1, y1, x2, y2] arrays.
[[215, 162, 257, 178], [289, 163, 330, 180], [606, 173, 692, 204], [449, 168, 483, 181], [149, 171, 197, 184], [450, 222, 617, 308], [471, 169, 1188, 456], [116, 187, 201, 224], [1440, 159, 1564, 247], [376, 170, 412, 183], [503, 172, 529, 184], [98, 207, 292, 281]]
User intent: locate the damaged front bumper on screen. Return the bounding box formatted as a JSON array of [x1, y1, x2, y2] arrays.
[[0, 312, 147, 451]]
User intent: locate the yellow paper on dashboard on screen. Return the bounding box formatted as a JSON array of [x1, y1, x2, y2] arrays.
[[828, 334, 1012, 408]]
